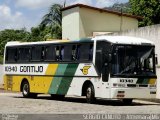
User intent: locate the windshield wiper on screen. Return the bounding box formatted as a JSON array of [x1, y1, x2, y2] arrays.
[[120, 62, 135, 74]]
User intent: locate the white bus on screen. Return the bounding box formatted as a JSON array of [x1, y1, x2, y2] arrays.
[[3, 36, 157, 104]]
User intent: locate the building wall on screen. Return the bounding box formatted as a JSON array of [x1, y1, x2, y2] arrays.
[[79, 7, 138, 38], [62, 7, 80, 40], [111, 24, 160, 98], [62, 6, 138, 40]]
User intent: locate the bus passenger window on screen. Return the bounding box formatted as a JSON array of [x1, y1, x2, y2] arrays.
[[6, 48, 17, 63], [45, 46, 56, 61], [89, 44, 93, 60], [77, 45, 80, 60], [55, 46, 60, 61], [31, 46, 42, 61], [60, 46, 64, 60], [72, 45, 76, 61], [63, 45, 72, 61], [18, 48, 30, 62], [41, 47, 45, 60], [78, 44, 90, 61]]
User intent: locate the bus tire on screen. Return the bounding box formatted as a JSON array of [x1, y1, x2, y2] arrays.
[[122, 99, 133, 105], [86, 84, 95, 104], [22, 81, 37, 98]]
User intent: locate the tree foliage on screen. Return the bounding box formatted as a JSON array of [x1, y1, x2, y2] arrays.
[[129, 0, 160, 26], [105, 2, 131, 13], [0, 29, 29, 55], [40, 4, 63, 39], [0, 4, 63, 63]]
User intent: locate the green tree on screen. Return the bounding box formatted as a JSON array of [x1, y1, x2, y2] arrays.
[[40, 4, 63, 39], [105, 2, 131, 13], [0, 29, 31, 63], [30, 27, 44, 42], [129, 0, 160, 26]]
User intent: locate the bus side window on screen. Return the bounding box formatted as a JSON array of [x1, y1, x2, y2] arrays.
[[45, 45, 56, 61], [31, 46, 42, 61], [6, 48, 17, 63], [89, 44, 93, 61], [72, 45, 77, 61], [76, 45, 80, 60], [55, 46, 60, 61], [41, 47, 45, 60], [155, 54, 158, 65], [78, 44, 90, 61], [18, 48, 30, 62], [60, 46, 64, 60], [63, 45, 72, 61]]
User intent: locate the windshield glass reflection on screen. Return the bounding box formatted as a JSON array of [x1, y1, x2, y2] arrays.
[[112, 45, 155, 76]]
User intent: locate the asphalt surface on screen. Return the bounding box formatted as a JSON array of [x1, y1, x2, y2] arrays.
[[0, 91, 160, 120]]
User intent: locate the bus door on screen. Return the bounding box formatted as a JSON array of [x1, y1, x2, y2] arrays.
[[101, 62, 111, 98], [95, 41, 111, 98]]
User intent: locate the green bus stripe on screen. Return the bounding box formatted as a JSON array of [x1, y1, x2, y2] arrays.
[[48, 64, 68, 94], [142, 79, 149, 84], [137, 78, 149, 84], [56, 64, 79, 95]]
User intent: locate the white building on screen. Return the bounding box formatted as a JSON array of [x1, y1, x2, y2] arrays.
[[62, 4, 142, 40]]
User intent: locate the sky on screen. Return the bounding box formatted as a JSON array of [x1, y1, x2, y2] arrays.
[[0, 0, 128, 31]]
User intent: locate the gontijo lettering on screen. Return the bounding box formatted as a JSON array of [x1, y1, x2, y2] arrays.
[[20, 66, 43, 73]]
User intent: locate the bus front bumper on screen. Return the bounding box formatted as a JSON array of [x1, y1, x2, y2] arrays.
[[110, 87, 156, 99]]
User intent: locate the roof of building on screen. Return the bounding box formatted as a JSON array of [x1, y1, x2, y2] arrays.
[[61, 4, 142, 20]]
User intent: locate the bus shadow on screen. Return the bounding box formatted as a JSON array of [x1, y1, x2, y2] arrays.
[[14, 95, 160, 106], [64, 97, 159, 106]]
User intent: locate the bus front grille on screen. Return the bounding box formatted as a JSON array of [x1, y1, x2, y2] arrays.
[[127, 84, 148, 87], [127, 84, 136, 87], [139, 84, 148, 87]]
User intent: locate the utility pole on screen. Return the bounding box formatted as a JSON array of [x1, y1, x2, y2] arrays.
[[115, 5, 123, 31], [64, 0, 66, 7], [120, 8, 123, 31]]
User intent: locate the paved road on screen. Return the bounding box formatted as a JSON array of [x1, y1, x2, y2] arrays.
[[0, 91, 160, 115]]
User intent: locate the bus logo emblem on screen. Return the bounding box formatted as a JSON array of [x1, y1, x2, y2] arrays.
[[81, 66, 91, 75]]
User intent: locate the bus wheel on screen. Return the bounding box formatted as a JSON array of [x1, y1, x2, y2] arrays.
[[22, 81, 37, 98], [122, 99, 133, 105], [86, 85, 95, 104]]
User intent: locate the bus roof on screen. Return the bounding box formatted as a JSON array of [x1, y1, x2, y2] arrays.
[[93, 36, 154, 45], [6, 36, 154, 46], [5, 38, 92, 46]]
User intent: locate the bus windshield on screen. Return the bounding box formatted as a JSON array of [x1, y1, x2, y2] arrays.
[[112, 45, 155, 77]]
